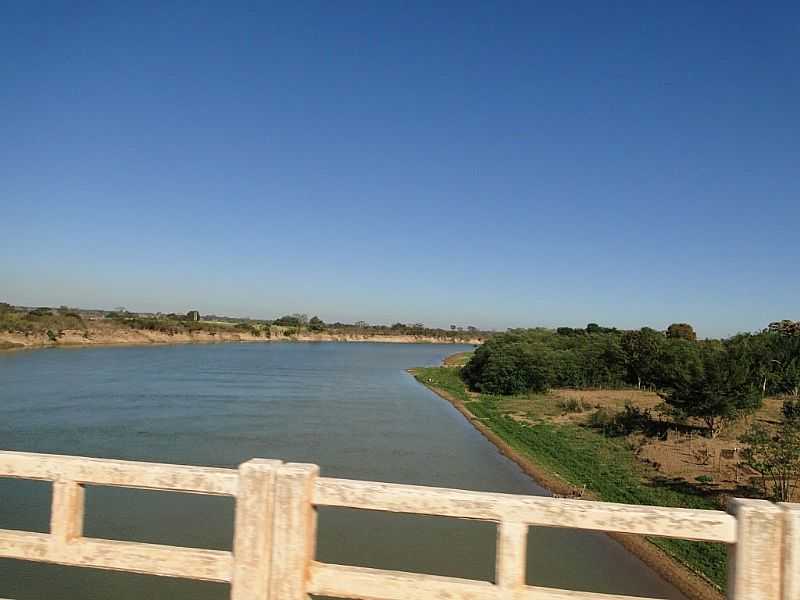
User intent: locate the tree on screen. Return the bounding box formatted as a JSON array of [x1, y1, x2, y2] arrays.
[[463, 340, 553, 394], [660, 346, 761, 437], [309, 316, 325, 331], [450, 325, 456, 331], [274, 315, 301, 327], [621, 328, 664, 389], [667, 323, 697, 341], [586, 323, 601, 334], [740, 416, 800, 501]]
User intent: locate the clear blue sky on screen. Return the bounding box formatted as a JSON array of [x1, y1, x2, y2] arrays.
[[2, 3, 798, 337]]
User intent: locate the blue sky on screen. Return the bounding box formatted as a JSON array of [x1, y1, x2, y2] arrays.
[[1, 3, 798, 337]]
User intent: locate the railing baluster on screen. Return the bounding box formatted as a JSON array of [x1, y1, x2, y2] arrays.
[[496, 520, 527, 594], [781, 503, 800, 600], [231, 459, 281, 600], [269, 463, 319, 600], [50, 479, 85, 542], [727, 498, 783, 600]]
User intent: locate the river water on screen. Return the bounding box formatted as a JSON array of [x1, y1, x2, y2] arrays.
[[0, 342, 683, 599]]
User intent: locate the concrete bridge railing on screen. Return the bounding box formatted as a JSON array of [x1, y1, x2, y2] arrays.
[[0, 450, 797, 600]]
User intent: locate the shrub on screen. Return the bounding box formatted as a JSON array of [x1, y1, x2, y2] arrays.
[[589, 407, 615, 431], [740, 419, 800, 502], [784, 399, 800, 424], [558, 398, 590, 413]]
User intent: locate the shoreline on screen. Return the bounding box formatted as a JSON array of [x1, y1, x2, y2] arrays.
[[408, 364, 723, 600]]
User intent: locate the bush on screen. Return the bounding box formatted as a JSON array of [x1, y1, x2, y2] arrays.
[[784, 399, 800, 424], [589, 407, 615, 431], [740, 419, 800, 502], [558, 398, 590, 413]]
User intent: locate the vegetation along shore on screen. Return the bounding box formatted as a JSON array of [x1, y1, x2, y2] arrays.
[[412, 322, 800, 600], [0, 303, 484, 350]]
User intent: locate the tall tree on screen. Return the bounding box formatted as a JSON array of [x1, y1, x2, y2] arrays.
[[661, 346, 761, 437], [666, 323, 697, 341], [621, 327, 664, 389]]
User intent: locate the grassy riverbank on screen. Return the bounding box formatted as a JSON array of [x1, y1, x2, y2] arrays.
[[413, 364, 727, 597]]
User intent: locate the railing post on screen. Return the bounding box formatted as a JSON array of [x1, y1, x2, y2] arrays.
[[781, 503, 800, 600], [727, 498, 783, 600], [50, 479, 85, 542], [495, 520, 527, 595], [269, 463, 319, 600], [231, 459, 282, 600]]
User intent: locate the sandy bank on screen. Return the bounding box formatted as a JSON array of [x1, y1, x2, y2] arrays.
[[0, 328, 481, 351]]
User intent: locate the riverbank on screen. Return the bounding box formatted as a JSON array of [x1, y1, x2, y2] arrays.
[[410, 362, 725, 600], [0, 328, 481, 351]]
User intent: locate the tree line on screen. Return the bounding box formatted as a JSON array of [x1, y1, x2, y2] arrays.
[[462, 322, 800, 437]]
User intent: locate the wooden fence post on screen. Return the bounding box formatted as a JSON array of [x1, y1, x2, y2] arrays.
[[727, 499, 783, 600], [495, 520, 527, 595], [230, 459, 282, 600], [269, 463, 319, 600], [781, 503, 800, 600]]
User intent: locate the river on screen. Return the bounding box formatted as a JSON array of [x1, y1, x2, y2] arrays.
[[0, 342, 684, 599]]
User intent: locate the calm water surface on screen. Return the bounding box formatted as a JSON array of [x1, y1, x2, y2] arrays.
[[0, 343, 684, 599]]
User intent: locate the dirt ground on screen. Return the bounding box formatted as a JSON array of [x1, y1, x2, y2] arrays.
[[549, 389, 793, 500]]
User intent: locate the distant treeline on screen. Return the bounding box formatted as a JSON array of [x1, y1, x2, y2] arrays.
[[462, 322, 800, 436], [0, 303, 490, 341], [270, 313, 488, 340]]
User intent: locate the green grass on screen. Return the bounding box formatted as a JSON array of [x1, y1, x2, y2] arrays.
[[444, 351, 474, 366], [414, 366, 728, 590]]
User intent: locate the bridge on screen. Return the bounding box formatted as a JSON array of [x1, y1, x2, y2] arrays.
[[0, 450, 797, 600]]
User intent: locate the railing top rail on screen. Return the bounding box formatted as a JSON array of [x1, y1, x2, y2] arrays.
[[0, 450, 737, 541], [0, 450, 238, 496], [314, 476, 738, 543]]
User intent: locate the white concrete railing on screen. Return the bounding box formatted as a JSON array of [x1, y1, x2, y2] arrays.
[[0, 450, 797, 600]]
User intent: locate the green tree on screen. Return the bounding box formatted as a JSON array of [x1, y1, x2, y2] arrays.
[[666, 323, 697, 341], [621, 327, 664, 389], [661, 346, 761, 437], [309, 316, 325, 331], [274, 315, 302, 327]]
